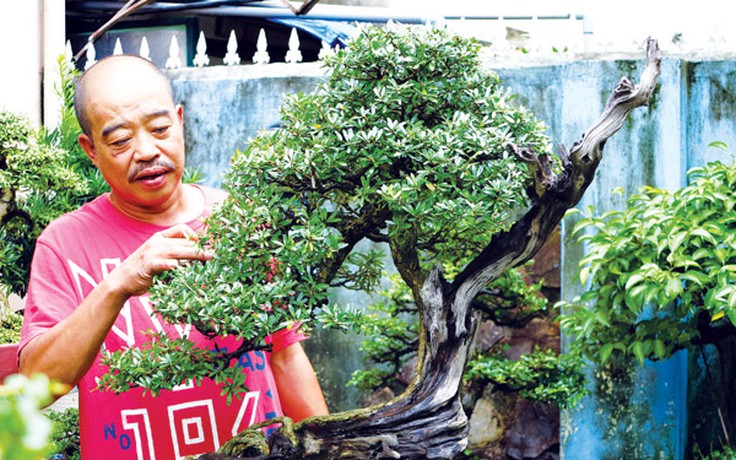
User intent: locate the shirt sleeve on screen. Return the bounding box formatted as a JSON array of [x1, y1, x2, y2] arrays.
[[266, 322, 307, 353]]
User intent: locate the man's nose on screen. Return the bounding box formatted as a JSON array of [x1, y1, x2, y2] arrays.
[[133, 133, 160, 160]]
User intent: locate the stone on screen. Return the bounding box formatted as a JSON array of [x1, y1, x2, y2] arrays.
[[468, 395, 504, 446]]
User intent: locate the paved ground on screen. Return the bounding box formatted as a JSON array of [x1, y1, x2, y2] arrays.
[[44, 387, 79, 413]]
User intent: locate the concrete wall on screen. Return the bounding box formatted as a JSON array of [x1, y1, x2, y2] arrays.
[[166, 56, 736, 458]]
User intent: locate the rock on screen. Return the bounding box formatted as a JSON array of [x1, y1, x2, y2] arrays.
[[505, 400, 559, 459], [468, 395, 504, 446], [362, 386, 395, 407], [474, 320, 505, 354], [398, 356, 417, 386]]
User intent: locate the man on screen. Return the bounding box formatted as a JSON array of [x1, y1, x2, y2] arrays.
[[18, 55, 328, 459]]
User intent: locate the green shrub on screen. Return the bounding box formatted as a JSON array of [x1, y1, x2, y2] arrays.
[[0, 310, 22, 345], [47, 408, 80, 460], [0, 374, 55, 459], [560, 151, 736, 364], [0, 57, 97, 298]]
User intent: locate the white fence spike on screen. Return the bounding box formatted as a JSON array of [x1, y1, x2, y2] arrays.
[[318, 40, 332, 61], [84, 40, 97, 70], [193, 31, 210, 67], [252, 29, 270, 64], [113, 37, 123, 55], [165, 35, 183, 69], [285, 28, 302, 64], [64, 40, 73, 60], [139, 36, 151, 60], [224, 30, 241, 66]]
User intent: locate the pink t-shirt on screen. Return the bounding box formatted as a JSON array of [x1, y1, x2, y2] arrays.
[[20, 185, 305, 460]]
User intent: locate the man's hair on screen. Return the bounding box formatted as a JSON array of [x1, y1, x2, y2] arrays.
[[74, 55, 173, 137]]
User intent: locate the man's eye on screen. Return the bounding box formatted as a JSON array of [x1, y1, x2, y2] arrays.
[[153, 126, 170, 135], [111, 138, 130, 147]]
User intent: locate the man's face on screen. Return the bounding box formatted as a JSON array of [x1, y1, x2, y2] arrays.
[[80, 63, 186, 211]]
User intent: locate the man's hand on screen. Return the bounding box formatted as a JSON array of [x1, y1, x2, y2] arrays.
[[110, 224, 214, 298]]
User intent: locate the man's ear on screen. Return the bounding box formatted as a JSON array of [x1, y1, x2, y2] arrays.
[[176, 104, 184, 126], [78, 134, 97, 165]]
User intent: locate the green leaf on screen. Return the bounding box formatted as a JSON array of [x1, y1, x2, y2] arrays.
[[708, 141, 729, 150], [665, 277, 683, 300], [625, 274, 644, 290], [726, 307, 736, 327], [600, 343, 614, 363], [668, 231, 687, 253], [654, 339, 667, 360], [632, 341, 646, 364], [594, 308, 610, 326], [691, 228, 717, 246]]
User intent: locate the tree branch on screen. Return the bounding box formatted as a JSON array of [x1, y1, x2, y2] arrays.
[[451, 37, 661, 304]]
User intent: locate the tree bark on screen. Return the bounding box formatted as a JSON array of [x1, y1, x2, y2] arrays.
[[201, 38, 662, 460]]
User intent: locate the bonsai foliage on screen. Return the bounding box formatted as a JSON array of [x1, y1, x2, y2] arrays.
[[465, 347, 586, 408], [560, 148, 736, 364], [101, 25, 554, 397]]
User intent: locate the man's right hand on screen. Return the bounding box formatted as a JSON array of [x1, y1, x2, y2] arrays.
[[110, 224, 214, 298]]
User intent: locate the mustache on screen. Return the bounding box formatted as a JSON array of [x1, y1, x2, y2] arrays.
[[128, 158, 176, 182]]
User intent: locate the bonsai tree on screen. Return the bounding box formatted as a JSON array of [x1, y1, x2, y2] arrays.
[[0, 57, 103, 299], [99, 26, 661, 458], [560, 148, 736, 456]]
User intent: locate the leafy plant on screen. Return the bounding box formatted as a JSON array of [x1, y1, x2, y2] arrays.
[[560, 149, 736, 365], [100, 25, 556, 400], [0, 57, 96, 298], [0, 374, 56, 460], [694, 444, 736, 460], [559, 145, 736, 456], [47, 408, 80, 460], [0, 310, 22, 345]]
